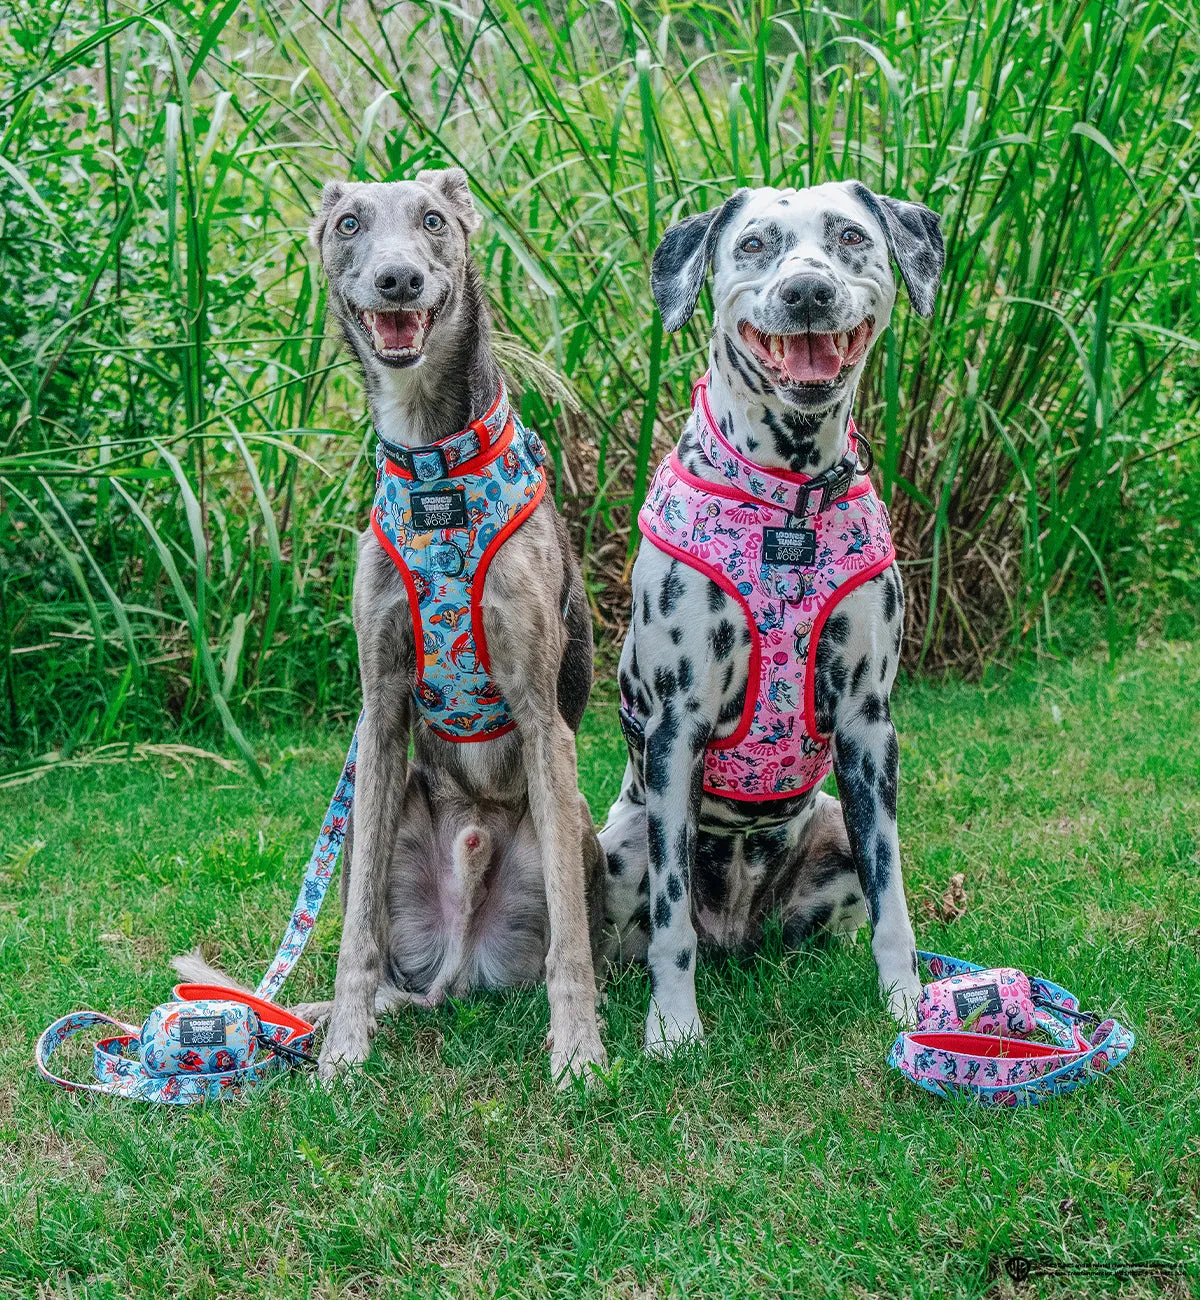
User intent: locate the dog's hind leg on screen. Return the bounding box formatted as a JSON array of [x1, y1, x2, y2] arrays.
[[597, 761, 651, 969], [780, 792, 868, 945]]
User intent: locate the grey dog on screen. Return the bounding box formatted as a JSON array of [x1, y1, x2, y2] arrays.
[[598, 181, 943, 1054], [176, 170, 607, 1085]]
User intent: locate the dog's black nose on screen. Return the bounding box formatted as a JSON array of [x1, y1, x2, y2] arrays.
[[778, 273, 837, 311], [374, 262, 424, 303]]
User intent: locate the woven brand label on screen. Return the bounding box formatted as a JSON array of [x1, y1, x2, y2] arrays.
[[179, 1016, 227, 1047], [952, 983, 1001, 1022], [411, 488, 467, 530], [762, 526, 817, 566]]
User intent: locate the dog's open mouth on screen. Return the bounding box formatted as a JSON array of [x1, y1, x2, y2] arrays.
[[738, 317, 874, 385], [356, 307, 436, 363]]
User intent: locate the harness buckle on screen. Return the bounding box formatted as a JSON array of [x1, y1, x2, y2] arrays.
[[410, 445, 452, 481], [376, 437, 454, 481], [798, 455, 858, 515]]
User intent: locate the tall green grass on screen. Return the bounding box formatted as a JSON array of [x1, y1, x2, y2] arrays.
[[1, 0, 1198, 762]]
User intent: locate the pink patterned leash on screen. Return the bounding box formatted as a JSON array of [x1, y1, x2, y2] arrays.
[[889, 951, 1135, 1106]]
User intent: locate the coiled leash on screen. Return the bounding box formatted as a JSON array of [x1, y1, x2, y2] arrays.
[[889, 951, 1135, 1106], [35, 719, 361, 1104]]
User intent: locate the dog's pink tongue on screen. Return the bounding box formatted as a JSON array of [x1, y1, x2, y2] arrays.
[[781, 332, 842, 383], [375, 311, 421, 350]]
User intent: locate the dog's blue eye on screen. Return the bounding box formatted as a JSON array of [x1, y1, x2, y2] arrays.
[[337, 214, 359, 236], [424, 212, 446, 232], [740, 235, 764, 253], [841, 227, 865, 245]]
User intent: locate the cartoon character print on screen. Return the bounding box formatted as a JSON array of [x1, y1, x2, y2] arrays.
[[417, 679, 445, 712], [915, 968, 1039, 1036], [496, 443, 522, 483], [449, 629, 480, 673], [471, 679, 504, 707], [637, 439, 895, 801], [663, 494, 689, 534], [254, 727, 358, 1002], [371, 393, 545, 743], [836, 516, 884, 573], [691, 493, 717, 540], [766, 668, 798, 712]]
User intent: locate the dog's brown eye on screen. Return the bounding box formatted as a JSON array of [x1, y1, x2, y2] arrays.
[[424, 211, 446, 232], [336, 214, 359, 236], [740, 235, 764, 254], [841, 227, 865, 245]]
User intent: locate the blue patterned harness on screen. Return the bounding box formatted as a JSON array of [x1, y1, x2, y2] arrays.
[[371, 382, 548, 742]]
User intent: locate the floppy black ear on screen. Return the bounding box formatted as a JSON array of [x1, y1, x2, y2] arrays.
[[850, 183, 944, 318], [650, 190, 750, 331]]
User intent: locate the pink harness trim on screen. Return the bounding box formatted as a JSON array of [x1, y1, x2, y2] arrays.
[[889, 952, 1135, 1105], [634, 375, 896, 802]]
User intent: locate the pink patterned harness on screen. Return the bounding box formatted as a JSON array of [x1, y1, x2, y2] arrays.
[[632, 374, 895, 801]]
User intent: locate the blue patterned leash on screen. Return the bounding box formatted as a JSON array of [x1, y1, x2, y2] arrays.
[[35, 716, 362, 1102], [254, 712, 360, 1001]]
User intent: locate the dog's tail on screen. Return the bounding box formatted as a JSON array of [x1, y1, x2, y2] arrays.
[[170, 947, 253, 993]]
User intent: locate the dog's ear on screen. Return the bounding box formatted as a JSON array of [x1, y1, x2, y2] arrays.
[[416, 167, 481, 237], [651, 189, 750, 332], [309, 181, 346, 252], [850, 183, 944, 318]]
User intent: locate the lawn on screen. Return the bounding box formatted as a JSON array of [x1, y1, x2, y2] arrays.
[[1, 638, 1198, 1298]]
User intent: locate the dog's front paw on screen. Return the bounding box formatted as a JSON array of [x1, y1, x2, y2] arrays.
[[290, 1000, 333, 1030], [316, 1015, 374, 1085], [548, 1023, 607, 1089], [643, 1001, 705, 1058], [884, 977, 921, 1028]]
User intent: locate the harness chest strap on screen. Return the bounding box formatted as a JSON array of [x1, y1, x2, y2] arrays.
[[630, 373, 895, 801], [371, 382, 549, 742]]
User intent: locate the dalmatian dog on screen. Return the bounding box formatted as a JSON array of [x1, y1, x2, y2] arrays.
[[599, 181, 943, 1055]]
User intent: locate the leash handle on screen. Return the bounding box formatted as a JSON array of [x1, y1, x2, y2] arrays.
[[254, 715, 361, 1002], [889, 1017, 1135, 1106], [35, 1010, 141, 1096]]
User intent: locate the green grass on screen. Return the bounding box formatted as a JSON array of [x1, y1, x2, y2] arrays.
[[2, 636, 1199, 1297]]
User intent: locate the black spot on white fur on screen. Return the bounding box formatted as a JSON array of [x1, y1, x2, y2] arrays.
[[849, 183, 944, 318]]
